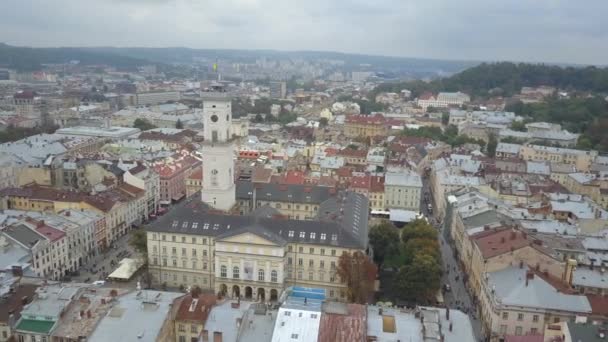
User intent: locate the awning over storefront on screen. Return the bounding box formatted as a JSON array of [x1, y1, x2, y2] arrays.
[[107, 258, 144, 281]]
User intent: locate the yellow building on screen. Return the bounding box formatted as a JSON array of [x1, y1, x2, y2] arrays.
[[563, 173, 601, 202], [519, 144, 597, 172], [146, 194, 369, 302], [173, 293, 216, 342], [344, 114, 389, 139], [0, 184, 146, 248], [185, 167, 203, 198]]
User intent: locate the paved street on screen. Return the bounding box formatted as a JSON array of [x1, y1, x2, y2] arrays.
[[421, 176, 484, 341], [71, 229, 140, 288]]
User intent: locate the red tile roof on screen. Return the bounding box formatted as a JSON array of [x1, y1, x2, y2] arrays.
[[350, 175, 371, 190], [252, 167, 272, 183], [35, 224, 66, 242], [153, 156, 201, 178], [318, 304, 367, 342], [281, 170, 305, 185], [587, 294, 608, 316], [175, 293, 216, 322], [0, 284, 38, 323], [337, 148, 368, 158], [472, 228, 530, 259], [128, 164, 147, 175], [14, 90, 36, 99], [418, 92, 435, 100], [336, 166, 354, 178], [238, 150, 261, 160], [370, 176, 385, 193], [118, 183, 145, 196], [0, 185, 125, 213], [187, 167, 203, 181]]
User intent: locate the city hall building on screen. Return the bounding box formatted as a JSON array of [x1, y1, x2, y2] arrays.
[[146, 191, 369, 302]]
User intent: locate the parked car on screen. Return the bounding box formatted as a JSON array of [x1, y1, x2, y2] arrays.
[[92, 280, 106, 286]]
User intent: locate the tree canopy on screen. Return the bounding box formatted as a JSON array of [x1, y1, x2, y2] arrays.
[[0, 124, 58, 144], [400, 125, 485, 148], [370, 219, 442, 304], [369, 221, 400, 265], [129, 229, 148, 259], [336, 251, 377, 304], [505, 96, 608, 152], [133, 118, 157, 131], [373, 62, 608, 99]]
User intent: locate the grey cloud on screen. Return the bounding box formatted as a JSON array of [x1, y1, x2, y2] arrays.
[[0, 0, 606, 65]]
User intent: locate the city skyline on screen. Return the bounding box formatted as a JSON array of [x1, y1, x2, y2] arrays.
[[0, 0, 607, 66]]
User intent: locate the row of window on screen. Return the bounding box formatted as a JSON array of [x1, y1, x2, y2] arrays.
[[501, 311, 540, 322], [152, 233, 209, 244], [499, 325, 539, 336], [219, 266, 278, 282], [287, 245, 338, 256], [288, 258, 336, 269], [152, 246, 210, 257]]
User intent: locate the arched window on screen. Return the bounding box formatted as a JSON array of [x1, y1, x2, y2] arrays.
[[258, 269, 265, 281], [271, 270, 278, 283], [233, 266, 240, 279], [220, 265, 227, 278]]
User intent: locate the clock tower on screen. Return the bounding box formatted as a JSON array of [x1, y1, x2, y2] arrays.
[[200, 84, 236, 211]]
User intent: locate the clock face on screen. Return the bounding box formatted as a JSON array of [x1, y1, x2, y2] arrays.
[[211, 169, 219, 175], [211, 114, 219, 123]]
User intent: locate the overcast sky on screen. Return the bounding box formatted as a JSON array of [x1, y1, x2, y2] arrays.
[[1, 0, 606, 65]]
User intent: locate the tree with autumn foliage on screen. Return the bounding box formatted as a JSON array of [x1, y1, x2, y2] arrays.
[[336, 250, 377, 304]]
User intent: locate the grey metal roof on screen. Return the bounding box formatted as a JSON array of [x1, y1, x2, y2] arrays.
[[2, 224, 44, 249], [487, 266, 591, 313], [236, 181, 333, 204], [146, 197, 364, 249], [461, 210, 503, 229], [318, 191, 369, 248], [567, 322, 608, 342], [215, 223, 287, 246]]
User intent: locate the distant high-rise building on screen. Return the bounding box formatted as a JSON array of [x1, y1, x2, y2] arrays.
[[269, 81, 287, 99], [351, 71, 374, 83], [0, 69, 9, 80]]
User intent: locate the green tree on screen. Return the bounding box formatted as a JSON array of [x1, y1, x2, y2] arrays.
[[133, 118, 157, 131], [175, 119, 184, 129], [486, 134, 498, 157], [319, 117, 329, 127], [129, 229, 148, 259], [394, 253, 442, 302], [337, 251, 378, 304], [368, 221, 400, 265], [510, 120, 527, 132], [401, 219, 438, 244], [253, 114, 264, 123], [441, 112, 449, 126]]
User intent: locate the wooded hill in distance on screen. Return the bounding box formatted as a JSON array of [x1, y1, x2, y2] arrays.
[[0, 43, 147, 71], [374, 62, 608, 99], [373, 62, 608, 152]]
